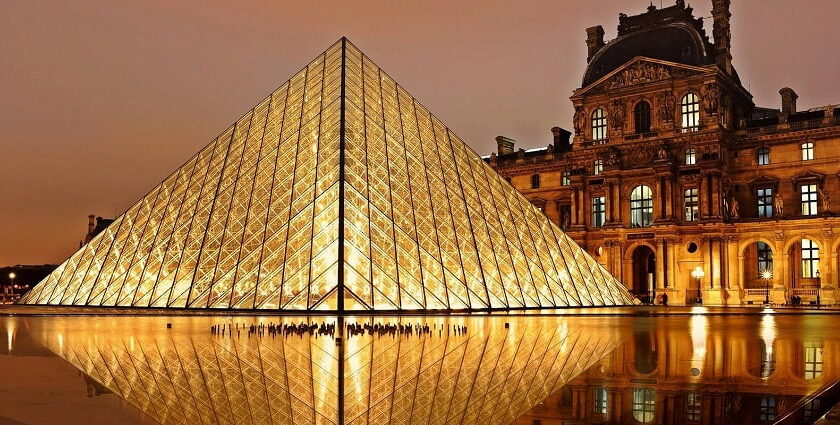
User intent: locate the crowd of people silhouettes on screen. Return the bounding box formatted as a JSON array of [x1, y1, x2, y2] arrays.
[[209, 321, 468, 339]]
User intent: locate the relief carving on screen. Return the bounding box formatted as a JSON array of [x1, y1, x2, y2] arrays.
[[610, 101, 626, 132], [573, 106, 585, 136], [702, 82, 719, 116], [607, 62, 672, 89], [657, 91, 676, 122]]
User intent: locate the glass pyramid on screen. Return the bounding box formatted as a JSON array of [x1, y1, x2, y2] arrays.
[[19, 38, 636, 311], [34, 315, 621, 425]]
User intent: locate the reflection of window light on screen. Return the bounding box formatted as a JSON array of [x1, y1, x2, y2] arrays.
[[686, 392, 701, 421], [805, 346, 824, 379], [804, 399, 821, 421], [594, 387, 607, 414], [760, 397, 776, 421]]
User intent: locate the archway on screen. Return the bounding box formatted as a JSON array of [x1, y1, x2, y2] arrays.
[[742, 241, 774, 289], [632, 245, 656, 304]]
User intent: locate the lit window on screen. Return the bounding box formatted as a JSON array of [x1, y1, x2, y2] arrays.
[[561, 170, 571, 186], [681, 93, 700, 132], [634, 101, 652, 134], [686, 392, 701, 422], [592, 196, 606, 228], [760, 397, 776, 421], [592, 108, 608, 142], [632, 388, 655, 423], [757, 147, 770, 165], [801, 239, 820, 278], [684, 148, 696, 165], [801, 184, 818, 216], [593, 159, 603, 175], [684, 188, 699, 222], [804, 399, 822, 421], [805, 346, 824, 379], [594, 387, 607, 414], [757, 242, 773, 276], [531, 174, 540, 189], [630, 185, 654, 227], [757, 188, 773, 218], [802, 142, 815, 161]]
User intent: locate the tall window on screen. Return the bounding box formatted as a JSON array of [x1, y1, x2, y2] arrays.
[[757, 242, 773, 276], [593, 159, 604, 175], [686, 392, 701, 422], [592, 196, 606, 228], [684, 148, 696, 165], [681, 93, 700, 131], [757, 147, 770, 165], [594, 387, 608, 414], [561, 170, 571, 186], [632, 388, 655, 423], [531, 174, 540, 189], [760, 397, 776, 421], [802, 142, 815, 161], [684, 188, 699, 222], [802, 238, 820, 278], [757, 188, 774, 218], [630, 185, 654, 227], [805, 346, 824, 379], [801, 184, 818, 215], [634, 101, 652, 134], [592, 108, 607, 142]]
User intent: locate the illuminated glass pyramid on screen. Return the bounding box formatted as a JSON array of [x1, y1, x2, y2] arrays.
[[20, 38, 636, 311]]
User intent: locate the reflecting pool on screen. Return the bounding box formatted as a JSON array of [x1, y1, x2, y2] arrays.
[[2, 312, 840, 424]]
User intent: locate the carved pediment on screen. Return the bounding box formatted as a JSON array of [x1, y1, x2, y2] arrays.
[[792, 170, 825, 185], [575, 57, 709, 96], [748, 175, 780, 188]]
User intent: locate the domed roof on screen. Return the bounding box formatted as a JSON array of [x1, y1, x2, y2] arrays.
[[583, 22, 713, 87]]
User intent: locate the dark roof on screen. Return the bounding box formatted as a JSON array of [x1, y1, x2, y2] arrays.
[[584, 24, 713, 87]]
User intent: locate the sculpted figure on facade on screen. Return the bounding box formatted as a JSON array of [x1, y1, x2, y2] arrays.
[[606, 148, 620, 167], [658, 91, 676, 122], [820, 187, 831, 213], [573, 106, 586, 136], [729, 197, 739, 219], [774, 192, 784, 216], [610, 101, 626, 132], [608, 62, 671, 89], [702, 82, 720, 116]]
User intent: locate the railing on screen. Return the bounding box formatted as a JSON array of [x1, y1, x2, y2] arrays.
[[791, 288, 819, 296], [744, 288, 769, 297]]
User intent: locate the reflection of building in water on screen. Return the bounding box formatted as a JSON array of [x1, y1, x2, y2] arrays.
[[33, 315, 619, 425], [516, 315, 840, 424]]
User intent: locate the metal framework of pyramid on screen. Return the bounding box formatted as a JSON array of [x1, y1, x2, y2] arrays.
[[20, 38, 636, 311]]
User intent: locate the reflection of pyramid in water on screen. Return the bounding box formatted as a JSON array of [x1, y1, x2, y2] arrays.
[[38, 316, 620, 425], [20, 38, 635, 311]]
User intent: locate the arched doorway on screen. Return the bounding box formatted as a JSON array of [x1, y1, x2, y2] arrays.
[[632, 245, 656, 304]]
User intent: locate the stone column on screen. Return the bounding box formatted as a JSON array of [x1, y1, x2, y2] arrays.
[[665, 178, 674, 219], [605, 181, 613, 223], [570, 187, 579, 226]]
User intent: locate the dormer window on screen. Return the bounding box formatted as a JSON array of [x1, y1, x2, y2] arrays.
[[634, 101, 652, 134]]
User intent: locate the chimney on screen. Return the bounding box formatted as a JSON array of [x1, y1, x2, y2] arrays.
[[711, 0, 733, 74], [551, 127, 572, 153], [87, 214, 96, 235], [495, 136, 516, 155], [586, 26, 605, 63], [780, 87, 798, 115]]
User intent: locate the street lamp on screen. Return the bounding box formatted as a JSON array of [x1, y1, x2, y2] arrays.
[[6, 272, 15, 303], [761, 270, 772, 305], [691, 266, 705, 304], [816, 269, 821, 307]]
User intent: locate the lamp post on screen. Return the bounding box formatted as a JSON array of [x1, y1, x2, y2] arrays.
[[691, 266, 705, 304], [6, 272, 15, 303], [761, 270, 772, 305], [816, 269, 821, 307]]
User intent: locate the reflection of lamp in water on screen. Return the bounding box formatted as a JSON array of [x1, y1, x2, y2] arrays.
[[689, 315, 707, 377], [761, 270, 772, 305], [759, 314, 777, 378]]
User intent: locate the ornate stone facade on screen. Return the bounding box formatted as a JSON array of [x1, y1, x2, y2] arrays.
[[486, 1, 840, 306]]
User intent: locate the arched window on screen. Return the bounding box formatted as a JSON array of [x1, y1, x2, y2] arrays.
[[634, 101, 652, 134], [681, 93, 700, 131], [630, 185, 654, 227], [591, 108, 608, 142], [801, 239, 819, 278], [632, 388, 655, 423], [757, 242, 773, 276]]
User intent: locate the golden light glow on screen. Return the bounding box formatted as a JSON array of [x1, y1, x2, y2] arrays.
[[691, 266, 705, 280], [18, 39, 635, 311], [761, 270, 773, 280]]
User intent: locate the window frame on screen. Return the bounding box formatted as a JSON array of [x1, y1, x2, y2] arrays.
[[684, 187, 699, 222], [632, 388, 655, 423], [593, 159, 604, 175], [592, 196, 606, 228], [634, 101, 652, 134], [801, 184, 818, 216], [757, 147, 770, 166], [759, 397, 776, 421], [757, 242, 773, 276], [802, 142, 815, 161], [680, 93, 701, 132], [594, 387, 608, 414], [801, 238, 820, 279], [684, 148, 696, 165], [591, 108, 608, 142], [686, 392, 701, 422], [531, 173, 540, 189], [630, 185, 654, 227], [757, 187, 774, 218], [804, 346, 824, 379], [561, 170, 571, 186]]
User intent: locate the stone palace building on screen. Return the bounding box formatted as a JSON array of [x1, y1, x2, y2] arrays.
[[485, 0, 840, 305]]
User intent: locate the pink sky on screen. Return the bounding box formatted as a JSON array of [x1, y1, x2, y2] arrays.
[[2, 0, 839, 265]]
